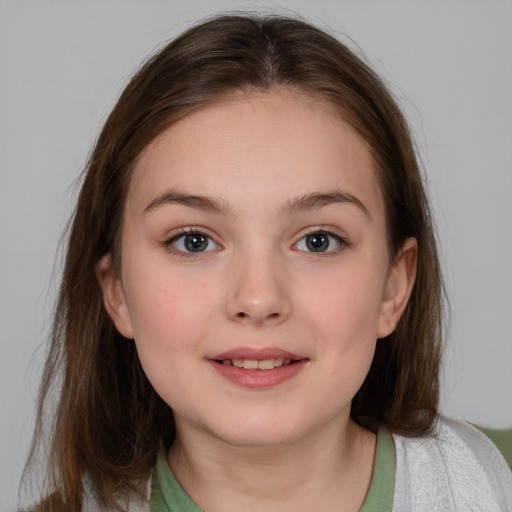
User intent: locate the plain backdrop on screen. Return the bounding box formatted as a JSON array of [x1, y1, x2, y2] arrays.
[[1, 0, 511, 509]]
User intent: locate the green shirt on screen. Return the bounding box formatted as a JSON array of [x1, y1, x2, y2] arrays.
[[150, 428, 395, 511]]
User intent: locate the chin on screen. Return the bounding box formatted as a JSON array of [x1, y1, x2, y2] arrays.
[[205, 414, 310, 450], [217, 430, 300, 450]]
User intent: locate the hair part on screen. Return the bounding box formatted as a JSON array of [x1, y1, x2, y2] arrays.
[[23, 13, 445, 511]]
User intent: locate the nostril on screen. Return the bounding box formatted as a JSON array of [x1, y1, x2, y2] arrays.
[[235, 311, 282, 320]]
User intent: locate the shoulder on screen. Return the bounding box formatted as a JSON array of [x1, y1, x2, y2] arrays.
[[81, 489, 151, 512], [391, 415, 512, 512], [82, 499, 150, 512]]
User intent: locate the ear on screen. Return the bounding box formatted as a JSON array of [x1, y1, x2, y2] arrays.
[[95, 254, 134, 339], [377, 237, 418, 339]]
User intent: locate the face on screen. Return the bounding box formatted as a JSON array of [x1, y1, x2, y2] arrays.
[[98, 89, 416, 449]]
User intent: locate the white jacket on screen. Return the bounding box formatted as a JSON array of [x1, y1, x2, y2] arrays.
[[391, 415, 512, 511]]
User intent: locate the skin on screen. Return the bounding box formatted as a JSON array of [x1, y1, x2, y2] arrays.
[[97, 89, 417, 511]]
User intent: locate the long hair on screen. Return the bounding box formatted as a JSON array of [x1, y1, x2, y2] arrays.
[[23, 14, 444, 511]]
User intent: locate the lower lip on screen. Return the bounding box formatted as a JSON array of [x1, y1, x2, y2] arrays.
[[208, 360, 308, 389]]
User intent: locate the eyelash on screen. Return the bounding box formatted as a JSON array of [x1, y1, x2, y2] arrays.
[[164, 228, 220, 257], [163, 227, 348, 257], [294, 229, 348, 255]]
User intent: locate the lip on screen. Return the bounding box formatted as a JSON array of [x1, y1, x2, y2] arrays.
[[208, 346, 308, 389], [211, 347, 305, 361]]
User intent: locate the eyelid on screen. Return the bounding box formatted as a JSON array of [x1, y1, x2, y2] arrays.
[[162, 226, 348, 256], [164, 227, 222, 255], [293, 227, 349, 254]]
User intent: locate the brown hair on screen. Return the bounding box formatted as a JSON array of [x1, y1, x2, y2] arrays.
[[23, 13, 444, 511]]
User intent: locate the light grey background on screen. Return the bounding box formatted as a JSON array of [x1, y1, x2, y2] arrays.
[[1, 1, 511, 509]]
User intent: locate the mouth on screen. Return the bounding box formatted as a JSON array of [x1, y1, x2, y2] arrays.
[[216, 358, 295, 370], [208, 348, 307, 388]]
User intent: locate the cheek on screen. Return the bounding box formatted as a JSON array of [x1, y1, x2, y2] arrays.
[[295, 256, 386, 398], [122, 261, 219, 379], [303, 273, 382, 405], [126, 258, 213, 332], [300, 263, 386, 345]]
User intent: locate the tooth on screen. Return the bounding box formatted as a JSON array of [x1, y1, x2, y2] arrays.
[[228, 357, 293, 370], [258, 359, 275, 370]]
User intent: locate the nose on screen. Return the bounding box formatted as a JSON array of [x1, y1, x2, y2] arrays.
[[225, 251, 292, 325]]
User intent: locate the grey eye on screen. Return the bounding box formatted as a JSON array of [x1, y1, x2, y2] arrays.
[[305, 233, 330, 252], [295, 232, 344, 253], [184, 233, 209, 252], [170, 232, 218, 253]]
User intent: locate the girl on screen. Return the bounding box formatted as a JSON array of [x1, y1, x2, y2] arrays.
[[22, 13, 512, 512]]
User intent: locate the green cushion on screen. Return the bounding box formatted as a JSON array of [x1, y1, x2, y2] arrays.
[[477, 426, 512, 469]]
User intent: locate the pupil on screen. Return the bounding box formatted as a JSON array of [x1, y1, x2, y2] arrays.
[[185, 234, 207, 252], [306, 233, 329, 252]]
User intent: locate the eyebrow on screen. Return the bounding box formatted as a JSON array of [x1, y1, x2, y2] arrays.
[[143, 192, 232, 215], [143, 189, 369, 218], [280, 190, 370, 218]]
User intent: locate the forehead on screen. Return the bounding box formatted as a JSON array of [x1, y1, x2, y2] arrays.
[[127, 89, 384, 219]]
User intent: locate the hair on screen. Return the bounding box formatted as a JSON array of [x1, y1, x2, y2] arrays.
[[23, 13, 444, 512]]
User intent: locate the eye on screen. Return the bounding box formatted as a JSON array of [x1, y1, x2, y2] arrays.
[[167, 231, 219, 254], [295, 231, 345, 253]]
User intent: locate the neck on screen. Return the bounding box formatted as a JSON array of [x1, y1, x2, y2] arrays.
[[168, 415, 376, 512]]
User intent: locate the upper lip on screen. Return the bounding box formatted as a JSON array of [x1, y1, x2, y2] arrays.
[[210, 347, 306, 361]]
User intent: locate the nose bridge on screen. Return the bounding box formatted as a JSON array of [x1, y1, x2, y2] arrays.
[[226, 241, 291, 324]]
